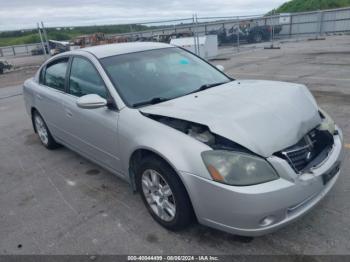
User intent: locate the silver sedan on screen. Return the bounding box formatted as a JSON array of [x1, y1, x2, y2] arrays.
[[23, 42, 343, 236]]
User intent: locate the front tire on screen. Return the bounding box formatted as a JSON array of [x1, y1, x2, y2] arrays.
[[136, 156, 194, 231], [33, 111, 60, 149]]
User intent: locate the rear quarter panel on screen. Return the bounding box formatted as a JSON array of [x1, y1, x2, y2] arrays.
[[23, 78, 37, 116]]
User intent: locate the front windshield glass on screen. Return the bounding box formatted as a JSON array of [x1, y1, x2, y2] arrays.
[[100, 47, 231, 107]]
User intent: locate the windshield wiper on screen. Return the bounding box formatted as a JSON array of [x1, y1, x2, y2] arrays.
[[188, 81, 230, 95], [132, 81, 231, 107], [132, 97, 169, 107]]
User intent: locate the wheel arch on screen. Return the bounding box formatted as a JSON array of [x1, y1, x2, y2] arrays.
[[128, 147, 197, 220], [128, 148, 194, 197], [129, 147, 181, 191], [31, 107, 39, 133]]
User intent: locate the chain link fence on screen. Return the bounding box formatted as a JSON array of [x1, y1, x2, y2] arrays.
[[1, 7, 350, 58], [117, 7, 350, 40], [0, 43, 42, 58]]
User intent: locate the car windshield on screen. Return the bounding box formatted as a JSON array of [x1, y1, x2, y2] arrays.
[[100, 47, 231, 107]]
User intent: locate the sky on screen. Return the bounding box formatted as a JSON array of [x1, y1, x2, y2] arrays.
[[0, 0, 286, 31]]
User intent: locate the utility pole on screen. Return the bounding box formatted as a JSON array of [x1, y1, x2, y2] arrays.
[[308, 10, 325, 41], [195, 14, 200, 56], [37, 23, 48, 58], [192, 14, 198, 55], [129, 24, 134, 40], [41, 21, 51, 55], [236, 16, 240, 53], [264, 9, 280, 50]]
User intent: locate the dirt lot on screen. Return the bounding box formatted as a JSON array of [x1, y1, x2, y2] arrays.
[[0, 36, 349, 255], [0, 55, 46, 88]]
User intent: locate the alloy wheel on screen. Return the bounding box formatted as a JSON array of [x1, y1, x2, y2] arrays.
[[141, 169, 176, 222], [34, 115, 49, 145]]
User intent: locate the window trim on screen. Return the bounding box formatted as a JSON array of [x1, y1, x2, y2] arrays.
[[39, 65, 46, 85]]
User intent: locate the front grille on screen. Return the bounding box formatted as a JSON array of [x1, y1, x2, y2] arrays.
[[276, 129, 334, 173]]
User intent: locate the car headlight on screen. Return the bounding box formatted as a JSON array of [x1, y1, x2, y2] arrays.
[[201, 150, 279, 186]]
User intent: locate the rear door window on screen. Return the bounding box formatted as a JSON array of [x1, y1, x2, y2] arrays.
[[44, 58, 69, 91]]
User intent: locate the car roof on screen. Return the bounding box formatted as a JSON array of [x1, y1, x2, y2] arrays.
[[77, 42, 174, 59]]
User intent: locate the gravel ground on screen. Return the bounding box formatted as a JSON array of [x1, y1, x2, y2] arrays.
[[0, 55, 46, 88]]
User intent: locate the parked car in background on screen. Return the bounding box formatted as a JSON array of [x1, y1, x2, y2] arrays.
[[48, 40, 70, 56], [0, 60, 12, 74], [31, 44, 49, 56], [211, 22, 282, 45], [23, 42, 343, 236]]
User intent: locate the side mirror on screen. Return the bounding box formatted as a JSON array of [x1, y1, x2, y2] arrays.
[[216, 65, 225, 71], [76, 94, 107, 109]]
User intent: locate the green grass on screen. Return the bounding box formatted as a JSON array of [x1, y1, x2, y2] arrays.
[[273, 0, 350, 13], [0, 34, 40, 47], [0, 24, 150, 47], [0, 32, 85, 47]]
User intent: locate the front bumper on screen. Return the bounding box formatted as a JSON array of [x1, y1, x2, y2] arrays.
[[180, 131, 343, 236]]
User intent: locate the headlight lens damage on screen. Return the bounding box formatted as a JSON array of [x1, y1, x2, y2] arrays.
[[202, 150, 279, 186]]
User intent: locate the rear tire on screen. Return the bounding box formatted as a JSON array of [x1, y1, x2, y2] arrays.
[[136, 155, 194, 231], [33, 111, 60, 149]]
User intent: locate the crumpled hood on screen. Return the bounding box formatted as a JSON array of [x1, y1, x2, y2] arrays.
[[140, 80, 322, 157]]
